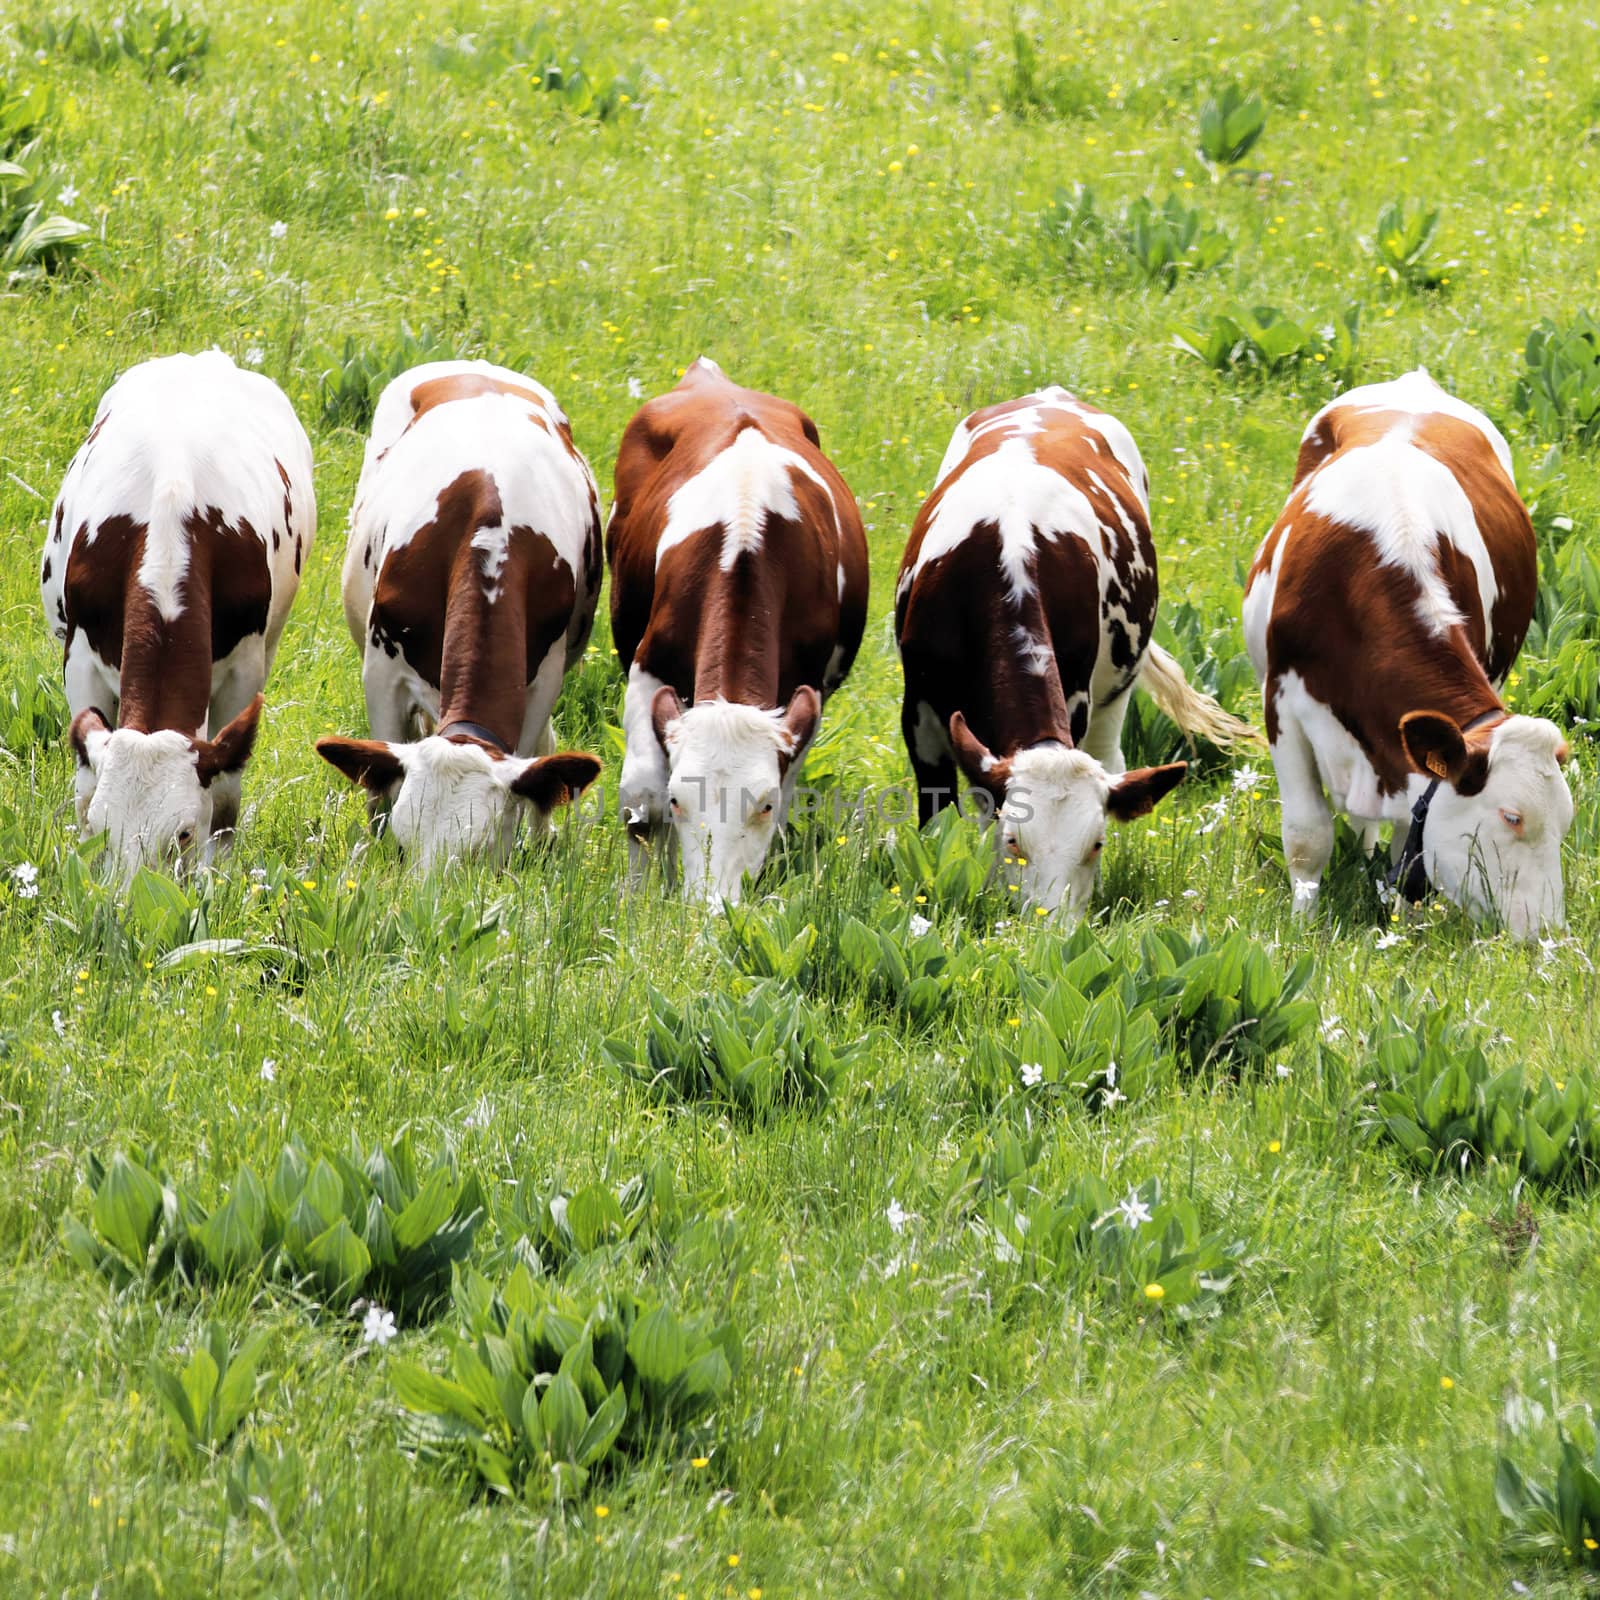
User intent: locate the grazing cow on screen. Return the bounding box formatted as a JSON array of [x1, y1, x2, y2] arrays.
[[896, 387, 1256, 920], [1244, 368, 1572, 938], [41, 351, 316, 883], [607, 358, 869, 903], [316, 361, 603, 868]]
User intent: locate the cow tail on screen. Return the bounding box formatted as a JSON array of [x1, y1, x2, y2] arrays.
[[1137, 642, 1265, 749]]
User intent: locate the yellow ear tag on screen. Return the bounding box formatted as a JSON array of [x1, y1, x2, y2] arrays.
[[1425, 753, 1449, 779]]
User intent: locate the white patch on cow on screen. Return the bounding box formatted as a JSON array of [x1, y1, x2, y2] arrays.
[[1302, 427, 1499, 636], [1012, 623, 1056, 678], [656, 425, 834, 571], [913, 435, 1100, 602], [910, 701, 947, 765], [77, 728, 210, 887], [619, 661, 673, 877], [1304, 367, 1515, 481], [836, 560, 845, 600], [659, 699, 806, 904], [1416, 717, 1572, 940], [996, 745, 1116, 924]]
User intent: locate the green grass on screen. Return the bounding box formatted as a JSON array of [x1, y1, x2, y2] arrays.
[[3, 1, 1600, 1594]]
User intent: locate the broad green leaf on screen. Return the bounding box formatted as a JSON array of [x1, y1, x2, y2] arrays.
[[93, 1152, 165, 1269]]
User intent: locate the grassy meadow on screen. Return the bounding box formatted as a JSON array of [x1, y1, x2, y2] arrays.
[[5, 1, 1600, 1595]]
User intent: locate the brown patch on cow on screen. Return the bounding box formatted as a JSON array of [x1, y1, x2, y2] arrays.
[[894, 394, 1156, 821], [62, 507, 272, 735], [410, 372, 551, 421], [52, 502, 64, 543], [370, 469, 579, 751], [1252, 404, 1529, 788], [41, 556, 52, 584], [607, 360, 869, 716]]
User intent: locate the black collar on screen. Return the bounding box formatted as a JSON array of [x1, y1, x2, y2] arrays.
[[1384, 708, 1505, 904], [435, 719, 511, 753]]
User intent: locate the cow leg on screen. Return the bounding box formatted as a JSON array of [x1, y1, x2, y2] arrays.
[[1271, 713, 1333, 917], [64, 634, 116, 828], [902, 694, 957, 827], [204, 641, 267, 852], [1080, 687, 1132, 777], [360, 646, 414, 829], [619, 662, 673, 884]]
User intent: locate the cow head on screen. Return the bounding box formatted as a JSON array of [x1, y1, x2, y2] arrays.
[[651, 687, 819, 905], [1399, 711, 1573, 939], [950, 714, 1186, 922], [70, 697, 263, 885], [315, 734, 601, 870]]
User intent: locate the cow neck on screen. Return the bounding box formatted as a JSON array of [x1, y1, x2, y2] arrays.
[[434, 537, 528, 754], [117, 538, 214, 737], [990, 590, 1077, 759], [690, 560, 783, 708], [1395, 625, 1507, 748]]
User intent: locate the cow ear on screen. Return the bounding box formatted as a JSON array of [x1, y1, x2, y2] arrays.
[[1107, 762, 1188, 821], [69, 707, 111, 772], [508, 751, 602, 810], [651, 685, 685, 753], [949, 711, 1011, 801], [316, 735, 405, 794], [778, 685, 821, 774], [1398, 711, 1470, 783], [197, 695, 264, 786]]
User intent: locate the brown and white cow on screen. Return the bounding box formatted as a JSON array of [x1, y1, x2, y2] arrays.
[[1244, 369, 1572, 938], [42, 351, 316, 883], [316, 361, 602, 868], [897, 387, 1255, 921], [607, 358, 869, 902]]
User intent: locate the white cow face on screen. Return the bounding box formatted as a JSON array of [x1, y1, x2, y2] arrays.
[[316, 734, 601, 870], [70, 697, 263, 887], [1400, 712, 1573, 940], [651, 688, 820, 905], [950, 714, 1186, 923]]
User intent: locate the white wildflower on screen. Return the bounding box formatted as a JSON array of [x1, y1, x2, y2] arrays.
[[627, 376, 644, 399], [1101, 1085, 1127, 1108], [1275, 1062, 1292, 1079], [11, 862, 39, 899], [1374, 929, 1404, 950], [1231, 764, 1263, 793], [882, 1253, 904, 1279], [361, 1305, 397, 1346], [269, 219, 288, 239], [260, 1058, 276, 1082], [1104, 1059, 1118, 1087], [1019, 1061, 1044, 1088], [908, 912, 932, 937], [59, 183, 79, 206], [244, 345, 265, 367], [886, 1198, 908, 1234], [52, 1008, 66, 1039], [1117, 1191, 1153, 1229], [549, 1194, 569, 1231]]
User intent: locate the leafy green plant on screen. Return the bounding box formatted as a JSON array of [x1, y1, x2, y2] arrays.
[[722, 893, 980, 1025], [1197, 84, 1266, 175], [61, 1135, 486, 1317], [1497, 1419, 1600, 1571], [18, 5, 210, 82], [872, 806, 992, 913], [0, 83, 88, 281], [967, 966, 1163, 1114], [1002, 28, 1097, 120], [1372, 198, 1453, 290], [393, 1265, 740, 1503], [976, 1171, 1248, 1321], [1514, 312, 1600, 446], [1122, 194, 1231, 290], [602, 983, 858, 1122], [317, 322, 465, 430], [1369, 1002, 1600, 1186], [1173, 302, 1360, 381], [226, 1439, 304, 1523], [430, 23, 638, 119], [151, 1323, 268, 1457]]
